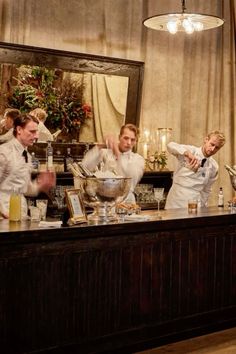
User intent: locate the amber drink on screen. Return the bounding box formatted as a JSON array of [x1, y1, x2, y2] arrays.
[[9, 192, 21, 221], [188, 199, 198, 214]]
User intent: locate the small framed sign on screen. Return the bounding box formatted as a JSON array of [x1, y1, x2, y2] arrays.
[[65, 189, 87, 224]]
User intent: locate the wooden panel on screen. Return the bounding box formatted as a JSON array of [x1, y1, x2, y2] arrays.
[[0, 212, 236, 352]]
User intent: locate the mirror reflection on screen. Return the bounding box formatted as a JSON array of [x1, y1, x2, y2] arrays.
[[0, 63, 129, 143]]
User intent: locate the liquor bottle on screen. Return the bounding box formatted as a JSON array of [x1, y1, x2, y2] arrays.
[[225, 165, 236, 176], [46, 141, 53, 171], [218, 187, 224, 207], [64, 147, 73, 172], [31, 152, 40, 172], [9, 189, 21, 221]]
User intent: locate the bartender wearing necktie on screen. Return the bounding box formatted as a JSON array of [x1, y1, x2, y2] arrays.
[[82, 123, 145, 203], [0, 113, 55, 218], [165, 131, 226, 209]]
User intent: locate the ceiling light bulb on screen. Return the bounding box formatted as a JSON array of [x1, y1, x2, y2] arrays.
[[193, 21, 204, 31], [167, 21, 178, 34], [182, 18, 194, 33]]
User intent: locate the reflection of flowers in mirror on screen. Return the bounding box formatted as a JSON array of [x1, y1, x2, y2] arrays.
[[6, 65, 92, 136]]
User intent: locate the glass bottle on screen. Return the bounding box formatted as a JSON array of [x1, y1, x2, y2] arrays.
[[31, 152, 40, 172], [9, 189, 21, 222], [64, 147, 73, 172], [46, 141, 53, 171], [218, 187, 224, 207]]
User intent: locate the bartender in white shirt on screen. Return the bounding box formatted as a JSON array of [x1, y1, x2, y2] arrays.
[[0, 108, 21, 143], [0, 113, 55, 218], [30, 108, 53, 142], [82, 123, 145, 203], [165, 131, 226, 209]]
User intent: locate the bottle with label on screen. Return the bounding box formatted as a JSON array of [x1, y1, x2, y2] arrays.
[[46, 141, 53, 171], [64, 147, 73, 172], [31, 152, 40, 172], [9, 189, 21, 221], [218, 187, 224, 207]]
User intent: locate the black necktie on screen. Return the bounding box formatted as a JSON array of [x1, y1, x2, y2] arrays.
[[22, 150, 28, 163], [201, 158, 207, 167]]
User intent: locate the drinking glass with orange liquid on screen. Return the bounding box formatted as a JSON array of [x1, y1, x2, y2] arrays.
[[9, 189, 21, 222]]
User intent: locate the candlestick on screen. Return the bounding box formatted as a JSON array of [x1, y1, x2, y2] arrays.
[[143, 143, 148, 159], [161, 135, 166, 151], [144, 129, 150, 142]]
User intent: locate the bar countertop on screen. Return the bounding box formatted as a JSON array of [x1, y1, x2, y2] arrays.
[[0, 206, 234, 244], [1, 205, 236, 353]]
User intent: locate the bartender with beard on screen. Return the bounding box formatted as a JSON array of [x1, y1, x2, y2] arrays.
[[82, 123, 145, 203], [165, 131, 225, 209], [0, 113, 55, 218]]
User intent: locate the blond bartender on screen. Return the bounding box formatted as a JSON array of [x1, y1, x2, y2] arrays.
[[82, 123, 145, 203], [165, 131, 226, 209], [0, 113, 55, 219]]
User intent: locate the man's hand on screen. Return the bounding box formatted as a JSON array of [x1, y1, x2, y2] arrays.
[[184, 151, 201, 172], [0, 211, 8, 219], [37, 171, 56, 192], [104, 135, 120, 159]]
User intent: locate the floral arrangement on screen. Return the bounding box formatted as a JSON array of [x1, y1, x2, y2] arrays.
[[7, 65, 92, 139], [146, 151, 168, 171]]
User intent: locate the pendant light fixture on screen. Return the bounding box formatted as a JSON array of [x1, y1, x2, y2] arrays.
[[143, 0, 224, 34]]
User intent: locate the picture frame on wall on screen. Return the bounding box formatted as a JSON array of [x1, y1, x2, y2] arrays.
[[65, 189, 87, 224]]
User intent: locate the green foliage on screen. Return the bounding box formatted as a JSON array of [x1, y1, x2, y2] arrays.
[[7, 65, 91, 133], [154, 151, 168, 168]]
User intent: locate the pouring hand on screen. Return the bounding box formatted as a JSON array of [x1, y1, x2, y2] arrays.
[[184, 151, 201, 172]]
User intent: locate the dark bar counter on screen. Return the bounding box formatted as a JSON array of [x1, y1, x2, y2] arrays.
[[1, 207, 236, 353]]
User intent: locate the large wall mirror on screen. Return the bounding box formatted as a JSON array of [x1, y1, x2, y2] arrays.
[[0, 42, 144, 143]]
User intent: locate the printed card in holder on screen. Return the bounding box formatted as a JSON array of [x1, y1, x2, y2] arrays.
[[65, 189, 87, 224]]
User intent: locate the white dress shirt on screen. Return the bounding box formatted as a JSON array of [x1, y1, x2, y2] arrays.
[[165, 142, 218, 209], [82, 146, 145, 202], [0, 128, 13, 142], [37, 122, 53, 142], [0, 138, 39, 217]]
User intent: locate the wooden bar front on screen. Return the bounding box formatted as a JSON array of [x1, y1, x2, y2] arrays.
[[0, 207, 236, 353]]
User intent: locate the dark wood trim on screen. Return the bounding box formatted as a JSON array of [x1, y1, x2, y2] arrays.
[[0, 41, 144, 127], [0, 208, 236, 353]]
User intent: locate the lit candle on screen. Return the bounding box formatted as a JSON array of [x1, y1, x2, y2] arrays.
[[144, 129, 150, 142], [143, 143, 148, 159], [161, 135, 166, 151]]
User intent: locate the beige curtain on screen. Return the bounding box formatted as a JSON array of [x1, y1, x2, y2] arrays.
[[79, 73, 128, 142], [91, 74, 127, 142], [0, 0, 235, 205]]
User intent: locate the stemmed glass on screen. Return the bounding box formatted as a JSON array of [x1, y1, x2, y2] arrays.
[[153, 188, 164, 218]]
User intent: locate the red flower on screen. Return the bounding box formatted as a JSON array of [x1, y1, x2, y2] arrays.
[[36, 90, 44, 98], [82, 104, 91, 113]]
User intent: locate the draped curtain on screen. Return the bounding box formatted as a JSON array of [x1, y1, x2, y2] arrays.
[[79, 73, 128, 142], [0, 0, 235, 205]]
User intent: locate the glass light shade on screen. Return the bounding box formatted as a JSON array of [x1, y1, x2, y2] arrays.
[[143, 13, 224, 34]]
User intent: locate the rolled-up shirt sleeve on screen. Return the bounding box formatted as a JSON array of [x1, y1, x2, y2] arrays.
[[167, 142, 193, 156], [82, 146, 102, 171]]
